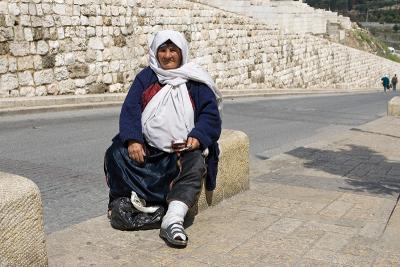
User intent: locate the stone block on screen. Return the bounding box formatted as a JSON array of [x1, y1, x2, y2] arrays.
[[0, 55, 7, 73], [9, 41, 30, 57], [88, 82, 108, 94], [33, 55, 43, 70], [102, 73, 112, 84], [8, 56, 16, 72], [35, 85, 47, 96], [109, 83, 122, 92], [74, 78, 86, 87], [1, 73, 19, 92], [54, 66, 69, 80], [34, 69, 54, 85], [75, 88, 86, 95], [0, 2, 7, 14], [19, 86, 36, 97], [88, 37, 104, 50], [196, 129, 249, 212], [388, 97, 400, 117], [1, 28, 16, 44], [53, 4, 66, 15], [67, 63, 89, 78], [8, 3, 21, 16], [0, 15, 6, 27], [0, 42, 9, 55], [42, 54, 56, 68], [113, 35, 126, 47], [29, 3, 37, 15], [58, 79, 75, 94], [37, 40, 49, 55], [0, 172, 48, 266], [24, 28, 33, 41], [18, 71, 34, 86]]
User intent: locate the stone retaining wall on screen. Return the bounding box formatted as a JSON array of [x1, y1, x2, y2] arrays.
[[192, 0, 351, 34], [0, 0, 399, 98]]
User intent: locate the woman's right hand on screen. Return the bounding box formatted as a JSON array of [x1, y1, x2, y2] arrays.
[[128, 141, 146, 164]]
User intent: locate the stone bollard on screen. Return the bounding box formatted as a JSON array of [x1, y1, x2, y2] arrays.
[[388, 96, 400, 116], [0, 172, 48, 266], [195, 129, 249, 211]]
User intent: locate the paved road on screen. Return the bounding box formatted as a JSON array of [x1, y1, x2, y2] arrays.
[[0, 91, 395, 233]]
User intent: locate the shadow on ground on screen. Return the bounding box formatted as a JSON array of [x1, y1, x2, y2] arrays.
[[286, 145, 400, 197]]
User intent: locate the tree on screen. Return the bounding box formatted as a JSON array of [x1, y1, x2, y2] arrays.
[[394, 24, 400, 32], [348, 0, 353, 10]]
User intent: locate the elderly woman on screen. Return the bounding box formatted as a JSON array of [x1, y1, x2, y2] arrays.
[[104, 30, 222, 247]]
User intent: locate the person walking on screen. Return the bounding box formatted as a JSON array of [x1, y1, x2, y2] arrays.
[[382, 75, 390, 93], [392, 74, 398, 91]]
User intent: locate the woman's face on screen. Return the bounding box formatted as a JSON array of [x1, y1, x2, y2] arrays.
[[157, 43, 182, 70]]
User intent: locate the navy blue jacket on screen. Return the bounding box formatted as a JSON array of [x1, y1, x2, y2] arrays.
[[115, 67, 222, 191]]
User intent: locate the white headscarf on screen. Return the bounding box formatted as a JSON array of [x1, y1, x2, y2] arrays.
[[141, 30, 222, 152], [148, 30, 222, 105]]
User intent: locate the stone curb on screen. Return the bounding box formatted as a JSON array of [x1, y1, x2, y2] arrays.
[[388, 96, 400, 116], [0, 172, 48, 267]]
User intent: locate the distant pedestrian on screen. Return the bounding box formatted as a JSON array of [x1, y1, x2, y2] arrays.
[[392, 74, 398, 91], [381, 75, 390, 93]]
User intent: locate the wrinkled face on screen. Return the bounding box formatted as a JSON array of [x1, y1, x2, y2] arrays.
[[157, 42, 182, 70]]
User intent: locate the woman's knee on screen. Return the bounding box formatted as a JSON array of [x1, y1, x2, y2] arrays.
[[182, 150, 204, 165], [105, 141, 125, 164]]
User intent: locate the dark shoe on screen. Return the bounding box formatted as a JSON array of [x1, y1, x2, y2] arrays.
[[159, 222, 188, 247]]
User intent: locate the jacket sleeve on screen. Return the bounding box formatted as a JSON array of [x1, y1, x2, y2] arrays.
[[118, 75, 145, 145], [188, 84, 222, 149]]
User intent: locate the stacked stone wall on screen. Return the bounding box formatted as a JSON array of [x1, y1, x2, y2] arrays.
[[0, 0, 399, 98]]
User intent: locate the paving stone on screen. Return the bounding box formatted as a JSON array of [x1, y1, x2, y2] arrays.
[[373, 251, 400, 267], [297, 258, 341, 267], [304, 248, 374, 266], [287, 224, 326, 242], [266, 184, 341, 204], [212, 254, 259, 267], [255, 252, 300, 266], [286, 201, 327, 218], [302, 221, 357, 236], [319, 200, 353, 219], [267, 217, 304, 234], [340, 236, 379, 261], [312, 232, 352, 252], [359, 221, 387, 239]]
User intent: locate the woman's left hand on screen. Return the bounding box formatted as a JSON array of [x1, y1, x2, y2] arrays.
[[186, 137, 200, 151]]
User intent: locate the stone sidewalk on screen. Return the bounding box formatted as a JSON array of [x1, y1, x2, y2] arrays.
[[46, 115, 400, 266]]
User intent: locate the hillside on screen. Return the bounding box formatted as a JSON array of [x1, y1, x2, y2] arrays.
[[306, 0, 400, 62], [305, 0, 400, 23], [342, 24, 400, 63]]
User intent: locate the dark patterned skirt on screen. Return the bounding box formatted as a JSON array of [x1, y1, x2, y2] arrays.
[[104, 138, 179, 207]]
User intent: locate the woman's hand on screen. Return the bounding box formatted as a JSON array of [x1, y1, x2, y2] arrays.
[[186, 137, 200, 151], [128, 141, 145, 164]]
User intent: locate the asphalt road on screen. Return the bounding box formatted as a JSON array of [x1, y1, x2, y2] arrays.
[[0, 91, 395, 233]]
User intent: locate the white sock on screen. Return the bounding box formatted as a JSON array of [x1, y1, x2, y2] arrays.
[[161, 200, 189, 240]]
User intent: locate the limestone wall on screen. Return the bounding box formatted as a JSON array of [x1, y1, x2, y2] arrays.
[[0, 0, 399, 98], [191, 0, 351, 34]]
